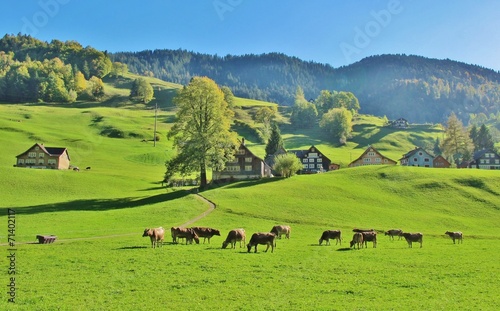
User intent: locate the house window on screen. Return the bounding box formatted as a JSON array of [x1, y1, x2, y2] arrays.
[[384, 159, 388, 163], [38, 159, 44, 164], [375, 158, 381, 162], [245, 165, 252, 171], [413, 158, 418, 162], [237, 149, 245, 155], [495, 160, 499, 164], [424, 158, 430, 162], [309, 153, 318, 158], [18, 159, 24, 164], [302, 159, 308, 163], [303, 164, 308, 169], [418, 152, 423, 156], [317, 164, 322, 169], [48, 159, 56, 165], [368, 152, 375, 156], [309, 164, 315, 168], [28, 152, 36, 158], [39, 153, 45, 158], [364, 158, 371, 162], [480, 159, 485, 164], [317, 158, 322, 163], [308, 158, 314, 162], [245, 157, 252, 163], [26, 159, 36, 164]]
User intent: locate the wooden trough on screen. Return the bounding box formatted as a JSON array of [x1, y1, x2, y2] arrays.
[[36, 235, 57, 244]]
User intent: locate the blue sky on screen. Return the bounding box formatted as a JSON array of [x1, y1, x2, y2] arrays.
[[1, 0, 499, 70]]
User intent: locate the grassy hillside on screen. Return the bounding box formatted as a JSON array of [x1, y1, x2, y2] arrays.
[[0, 84, 499, 310]]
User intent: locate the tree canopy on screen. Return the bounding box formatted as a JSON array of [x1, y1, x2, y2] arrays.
[[130, 77, 154, 103], [441, 112, 473, 165], [166, 77, 237, 187]]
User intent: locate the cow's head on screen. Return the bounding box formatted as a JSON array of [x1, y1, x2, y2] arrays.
[[142, 229, 151, 237], [214, 229, 221, 236], [222, 241, 229, 249], [349, 240, 356, 248], [247, 243, 252, 253]]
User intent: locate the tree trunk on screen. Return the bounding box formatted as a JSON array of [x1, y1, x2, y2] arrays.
[[200, 163, 207, 189]]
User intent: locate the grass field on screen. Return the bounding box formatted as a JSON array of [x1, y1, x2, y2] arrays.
[[0, 88, 499, 310]]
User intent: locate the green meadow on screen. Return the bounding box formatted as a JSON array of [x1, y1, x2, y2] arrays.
[[0, 80, 499, 310]]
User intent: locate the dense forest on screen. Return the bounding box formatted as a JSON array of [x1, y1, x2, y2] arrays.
[[113, 49, 500, 124], [0, 34, 112, 102]]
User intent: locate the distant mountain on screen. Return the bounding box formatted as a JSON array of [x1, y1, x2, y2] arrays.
[[112, 50, 500, 123]]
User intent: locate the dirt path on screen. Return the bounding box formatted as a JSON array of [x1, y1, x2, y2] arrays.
[[3, 193, 216, 245]]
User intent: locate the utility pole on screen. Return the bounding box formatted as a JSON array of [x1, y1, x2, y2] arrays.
[[153, 102, 157, 147]]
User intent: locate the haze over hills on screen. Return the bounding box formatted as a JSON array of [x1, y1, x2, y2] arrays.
[[112, 50, 500, 124]]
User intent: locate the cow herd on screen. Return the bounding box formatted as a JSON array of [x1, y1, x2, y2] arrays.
[[142, 225, 463, 251]]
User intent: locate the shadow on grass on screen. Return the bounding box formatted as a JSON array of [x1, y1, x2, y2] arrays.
[[221, 178, 281, 190], [116, 246, 149, 250], [6, 190, 191, 215], [336, 247, 353, 252]]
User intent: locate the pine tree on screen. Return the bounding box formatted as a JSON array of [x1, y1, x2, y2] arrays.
[[265, 123, 284, 157]]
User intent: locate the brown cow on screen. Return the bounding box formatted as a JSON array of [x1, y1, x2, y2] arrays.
[[401, 232, 423, 248], [350, 232, 364, 249], [171, 227, 200, 245], [318, 230, 342, 246], [191, 227, 221, 244], [270, 225, 291, 239], [385, 229, 403, 240], [445, 231, 463, 244], [142, 227, 165, 248], [222, 229, 246, 249], [247, 232, 277, 253], [362, 231, 377, 248]]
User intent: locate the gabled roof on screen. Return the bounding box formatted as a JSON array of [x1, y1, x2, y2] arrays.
[[349, 145, 396, 165], [399, 147, 434, 161], [288, 145, 331, 162], [472, 149, 500, 160], [236, 139, 269, 168], [16, 143, 70, 160]]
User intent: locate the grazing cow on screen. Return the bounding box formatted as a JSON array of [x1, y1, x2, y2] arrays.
[[401, 232, 423, 248], [222, 229, 246, 249], [247, 232, 277, 253], [85, 166, 91, 170], [191, 227, 221, 244], [385, 229, 403, 240], [362, 231, 377, 248], [142, 227, 165, 248], [171, 227, 200, 245], [445, 231, 463, 244], [350, 232, 364, 249], [270, 225, 291, 239], [353, 228, 375, 233], [318, 230, 342, 246]]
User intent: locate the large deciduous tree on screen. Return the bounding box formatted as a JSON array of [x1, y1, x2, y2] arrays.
[[130, 77, 154, 103], [166, 76, 237, 188], [319, 107, 353, 144], [290, 86, 317, 129], [441, 112, 473, 165]]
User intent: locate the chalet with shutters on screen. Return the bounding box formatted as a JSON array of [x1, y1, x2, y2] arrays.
[[468, 149, 500, 170], [288, 146, 334, 173], [212, 138, 272, 181], [15, 143, 70, 169], [348, 146, 397, 167], [390, 118, 409, 129], [399, 147, 435, 167]]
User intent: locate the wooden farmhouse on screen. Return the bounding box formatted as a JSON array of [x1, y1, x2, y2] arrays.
[[288, 146, 333, 173], [15, 143, 70, 169], [212, 138, 272, 181], [468, 149, 500, 170], [433, 155, 451, 168], [348, 146, 396, 167], [390, 117, 409, 129]]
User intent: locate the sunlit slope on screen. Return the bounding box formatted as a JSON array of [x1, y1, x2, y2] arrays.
[[202, 165, 500, 237]]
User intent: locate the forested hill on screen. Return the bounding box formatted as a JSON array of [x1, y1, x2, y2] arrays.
[[113, 50, 500, 123]]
